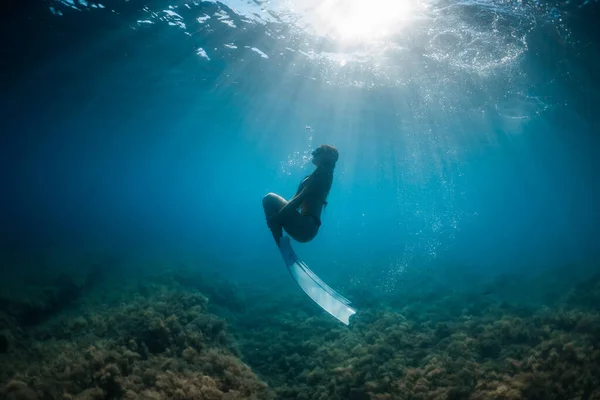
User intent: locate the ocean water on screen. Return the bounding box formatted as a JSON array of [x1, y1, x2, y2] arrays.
[[1, 0, 599, 398]]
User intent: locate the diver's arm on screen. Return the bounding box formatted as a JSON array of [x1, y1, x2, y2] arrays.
[[274, 187, 309, 220], [271, 183, 315, 223]]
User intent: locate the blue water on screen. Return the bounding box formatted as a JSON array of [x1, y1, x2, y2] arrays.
[[1, 0, 600, 398], [1, 0, 599, 302]]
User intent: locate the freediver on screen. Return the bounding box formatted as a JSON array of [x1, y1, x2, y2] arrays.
[[262, 144, 339, 247]]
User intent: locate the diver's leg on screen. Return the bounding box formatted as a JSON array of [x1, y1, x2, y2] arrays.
[[282, 213, 319, 243], [262, 193, 319, 244], [262, 192, 287, 217], [262, 193, 287, 245]]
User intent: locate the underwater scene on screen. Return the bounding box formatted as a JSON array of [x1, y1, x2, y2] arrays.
[[1, 0, 600, 398]]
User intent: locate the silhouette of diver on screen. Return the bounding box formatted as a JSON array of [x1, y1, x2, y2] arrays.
[[263, 144, 339, 247]]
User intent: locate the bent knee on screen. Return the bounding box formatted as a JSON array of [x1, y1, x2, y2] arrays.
[[263, 192, 285, 214], [262, 193, 277, 208]]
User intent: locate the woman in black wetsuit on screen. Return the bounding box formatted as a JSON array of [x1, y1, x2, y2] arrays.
[[262, 144, 339, 247]]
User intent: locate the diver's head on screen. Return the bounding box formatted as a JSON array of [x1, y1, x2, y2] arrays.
[[312, 144, 339, 169]]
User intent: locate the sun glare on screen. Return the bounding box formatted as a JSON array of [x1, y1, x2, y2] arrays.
[[315, 0, 415, 42]]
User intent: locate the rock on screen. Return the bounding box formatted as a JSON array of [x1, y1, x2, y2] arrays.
[[0, 380, 39, 400], [0, 332, 8, 353]]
